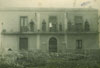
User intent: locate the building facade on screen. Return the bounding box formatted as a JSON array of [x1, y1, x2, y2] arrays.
[[0, 8, 99, 53]]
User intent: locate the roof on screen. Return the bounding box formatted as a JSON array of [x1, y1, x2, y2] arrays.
[[0, 7, 98, 12]]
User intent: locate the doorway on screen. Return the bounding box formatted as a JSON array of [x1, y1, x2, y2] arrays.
[[49, 37, 57, 52]]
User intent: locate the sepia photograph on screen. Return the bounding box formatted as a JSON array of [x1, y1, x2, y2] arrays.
[[0, 0, 100, 68]]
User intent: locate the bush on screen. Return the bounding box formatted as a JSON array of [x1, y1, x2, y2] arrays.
[[16, 50, 50, 67], [0, 50, 50, 68], [0, 51, 24, 68], [0, 49, 100, 68]]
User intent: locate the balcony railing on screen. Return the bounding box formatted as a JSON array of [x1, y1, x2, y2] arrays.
[[1, 30, 98, 35]]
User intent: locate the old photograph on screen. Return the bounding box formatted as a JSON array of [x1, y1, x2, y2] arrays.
[[0, 0, 100, 68]]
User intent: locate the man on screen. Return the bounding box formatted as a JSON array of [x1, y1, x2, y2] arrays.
[[30, 19, 35, 32]]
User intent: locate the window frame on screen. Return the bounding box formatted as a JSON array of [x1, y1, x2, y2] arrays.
[[74, 16, 83, 31], [20, 16, 28, 32], [48, 16, 58, 32], [76, 40, 82, 49], [19, 37, 28, 50]]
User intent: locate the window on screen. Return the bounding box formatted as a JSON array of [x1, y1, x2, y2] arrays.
[[20, 16, 28, 32], [75, 16, 83, 31], [29, 19, 35, 32], [42, 20, 46, 32], [19, 38, 28, 50], [49, 16, 57, 32], [76, 40, 82, 49], [84, 20, 90, 31]]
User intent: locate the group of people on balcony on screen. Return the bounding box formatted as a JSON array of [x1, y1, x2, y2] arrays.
[[67, 19, 90, 32], [21, 19, 63, 32], [20, 19, 90, 32]]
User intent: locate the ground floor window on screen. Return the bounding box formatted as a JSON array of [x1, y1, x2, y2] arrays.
[[19, 38, 28, 50], [76, 40, 82, 49]]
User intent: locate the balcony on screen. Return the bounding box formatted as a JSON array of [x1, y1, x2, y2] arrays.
[[1, 30, 98, 35], [66, 31, 98, 35], [1, 23, 98, 35]]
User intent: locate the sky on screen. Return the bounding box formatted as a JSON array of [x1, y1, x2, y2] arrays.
[[0, 0, 100, 15], [0, 0, 99, 9]]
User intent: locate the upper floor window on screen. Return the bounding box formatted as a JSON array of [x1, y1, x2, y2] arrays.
[[20, 16, 28, 32], [29, 19, 35, 32], [42, 20, 46, 32], [84, 20, 90, 31], [74, 16, 83, 32], [49, 16, 57, 32], [75, 16, 83, 23]]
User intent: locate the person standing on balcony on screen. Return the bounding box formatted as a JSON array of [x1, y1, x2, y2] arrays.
[[49, 22, 52, 32], [84, 19, 90, 31], [59, 23, 62, 32], [30, 19, 35, 32]]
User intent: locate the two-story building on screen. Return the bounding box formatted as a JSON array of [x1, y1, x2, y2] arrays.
[[0, 8, 99, 53]]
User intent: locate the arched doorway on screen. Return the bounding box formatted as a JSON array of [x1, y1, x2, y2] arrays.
[[49, 37, 57, 52]]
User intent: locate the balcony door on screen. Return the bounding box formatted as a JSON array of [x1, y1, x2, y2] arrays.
[[20, 16, 28, 32], [49, 16, 57, 32], [75, 16, 83, 31]]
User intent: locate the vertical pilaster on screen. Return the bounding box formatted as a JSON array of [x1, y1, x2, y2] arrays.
[[98, 16, 100, 48], [64, 12, 67, 31], [37, 12, 40, 31], [37, 12, 40, 49], [0, 23, 2, 54], [37, 35, 40, 49], [64, 12, 68, 48]]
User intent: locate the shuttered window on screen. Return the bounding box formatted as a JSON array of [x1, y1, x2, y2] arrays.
[[19, 38, 28, 50]]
